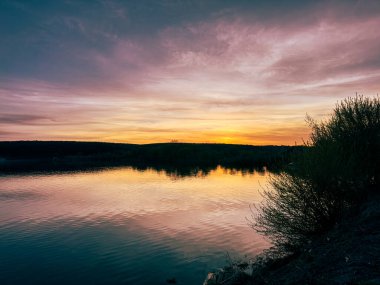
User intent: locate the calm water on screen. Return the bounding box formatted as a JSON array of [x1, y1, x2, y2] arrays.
[[0, 166, 271, 285]]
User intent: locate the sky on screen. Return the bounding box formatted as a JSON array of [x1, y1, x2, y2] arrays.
[[1, 0, 379, 145]]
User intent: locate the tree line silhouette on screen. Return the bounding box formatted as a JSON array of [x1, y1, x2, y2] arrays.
[[0, 141, 302, 175]]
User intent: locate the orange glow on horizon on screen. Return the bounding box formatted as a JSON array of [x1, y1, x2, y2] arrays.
[[1, 1, 379, 144]]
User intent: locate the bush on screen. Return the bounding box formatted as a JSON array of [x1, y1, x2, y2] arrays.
[[253, 96, 380, 253], [306, 95, 380, 196]]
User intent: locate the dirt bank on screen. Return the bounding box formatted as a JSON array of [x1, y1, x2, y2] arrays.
[[204, 195, 380, 285]]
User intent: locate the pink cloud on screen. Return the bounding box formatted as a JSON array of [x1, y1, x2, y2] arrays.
[[1, 2, 380, 144]]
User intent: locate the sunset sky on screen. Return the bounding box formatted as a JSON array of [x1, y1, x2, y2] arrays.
[[1, 0, 379, 145]]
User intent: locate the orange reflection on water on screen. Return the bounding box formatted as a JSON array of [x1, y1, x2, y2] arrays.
[[0, 166, 272, 256]]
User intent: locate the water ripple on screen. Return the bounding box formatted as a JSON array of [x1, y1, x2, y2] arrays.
[[0, 166, 271, 285]]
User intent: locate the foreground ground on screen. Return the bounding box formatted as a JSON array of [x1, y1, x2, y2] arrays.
[[205, 194, 380, 285]]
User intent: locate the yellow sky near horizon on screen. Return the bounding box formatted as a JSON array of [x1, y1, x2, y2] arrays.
[[1, 1, 379, 145]]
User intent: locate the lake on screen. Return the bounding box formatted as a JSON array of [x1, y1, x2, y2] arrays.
[[0, 166, 271, 285]]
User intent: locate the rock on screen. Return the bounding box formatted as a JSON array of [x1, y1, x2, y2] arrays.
[[203, 265, 251, 285], [203, 272, 217, 285]]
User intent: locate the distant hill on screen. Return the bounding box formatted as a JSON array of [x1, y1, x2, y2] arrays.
[[0, 141, 303, 173]]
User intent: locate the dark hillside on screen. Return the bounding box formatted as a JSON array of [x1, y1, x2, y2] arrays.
[[0, 141, 302, 173], [0, 141, 137, 159]]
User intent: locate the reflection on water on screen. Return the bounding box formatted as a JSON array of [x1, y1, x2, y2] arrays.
[[0, 166, 271, 285]]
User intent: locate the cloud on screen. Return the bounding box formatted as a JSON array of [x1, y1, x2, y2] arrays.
[[0, 114, 51, 125], [0, 1, 379, 144]]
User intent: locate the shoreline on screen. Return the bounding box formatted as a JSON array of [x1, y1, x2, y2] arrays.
[[203, 195, 380, 285]]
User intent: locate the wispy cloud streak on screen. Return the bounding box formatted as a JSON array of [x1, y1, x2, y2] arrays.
[[0, 1, 379, 144]]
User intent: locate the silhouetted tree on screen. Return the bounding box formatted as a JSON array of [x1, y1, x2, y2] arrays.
[[253, 95, 380, 253]]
